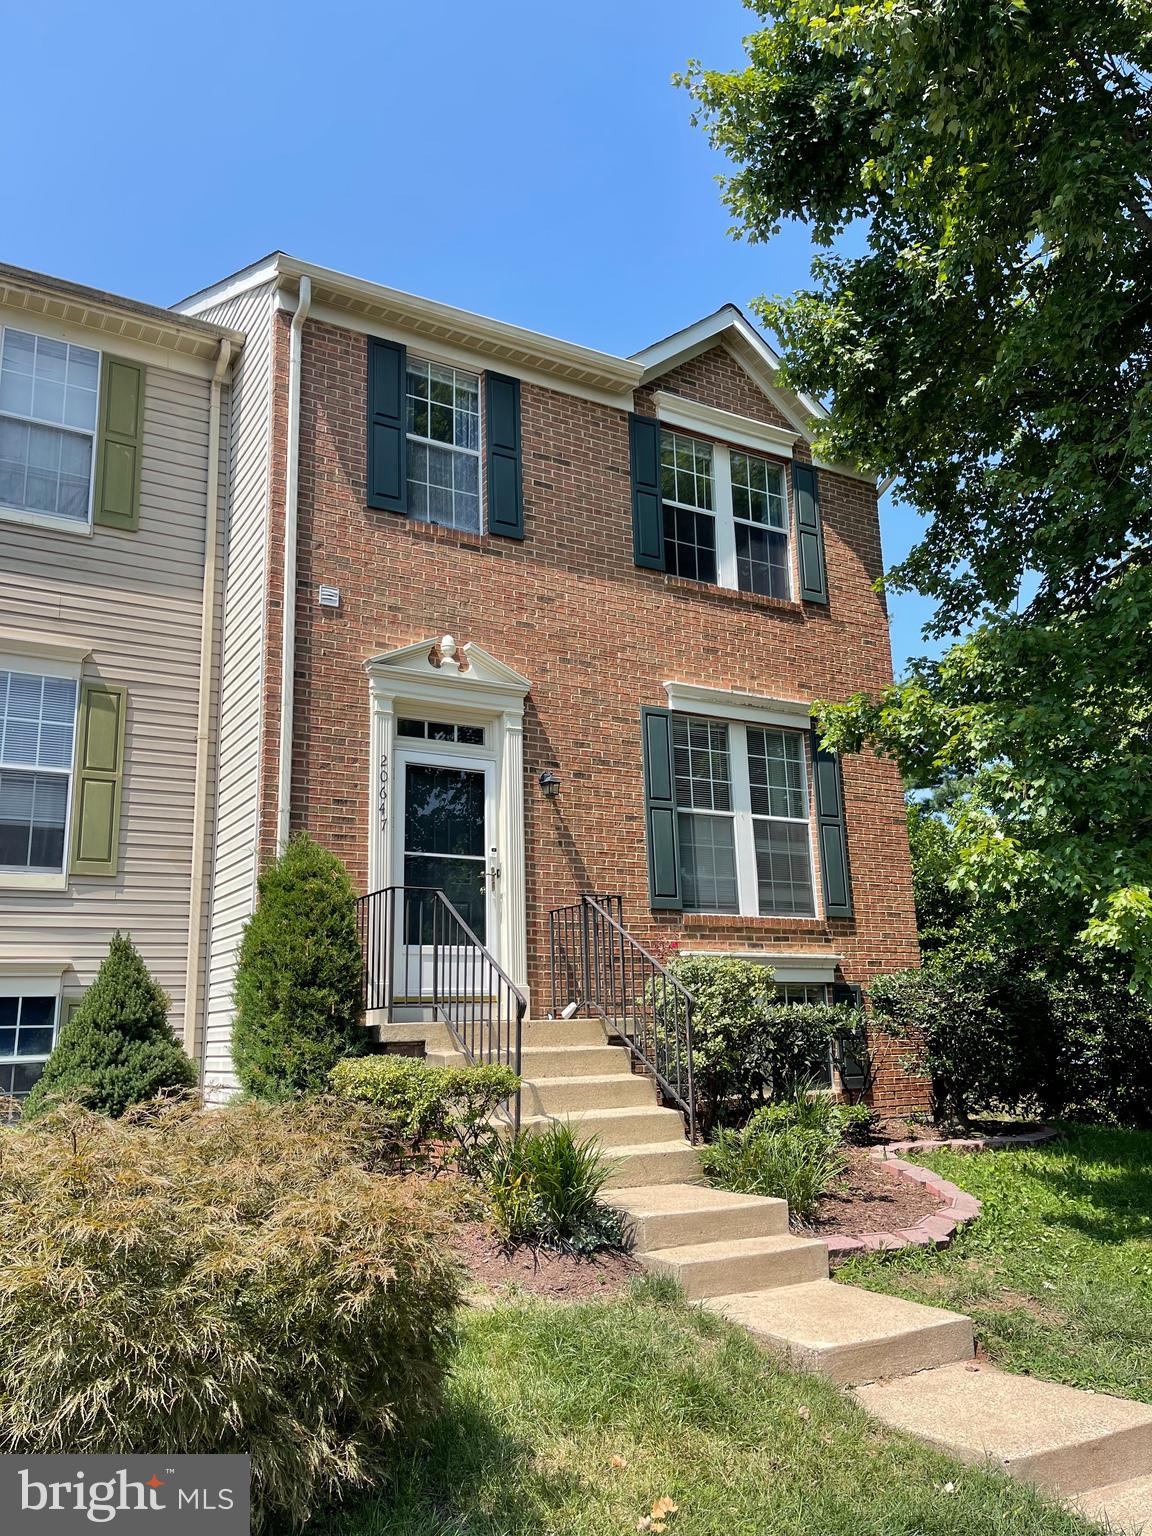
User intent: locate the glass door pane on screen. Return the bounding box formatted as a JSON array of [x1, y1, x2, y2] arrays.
[[402, 762, 487, 941]]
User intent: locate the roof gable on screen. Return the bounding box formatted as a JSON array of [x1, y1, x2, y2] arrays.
[[632, 305, 828, 440]]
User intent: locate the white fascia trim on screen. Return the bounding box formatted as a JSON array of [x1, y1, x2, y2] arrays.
[[652, 391, 797, 458], [663, 681, 812, 729], [633, 307, 774, 378], [680, 949, 842, 984], [0, 630, 90, 669]]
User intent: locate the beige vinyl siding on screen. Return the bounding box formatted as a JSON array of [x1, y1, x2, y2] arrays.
[[0, 346, 214, 1037], [196, 282, 276, 1099]]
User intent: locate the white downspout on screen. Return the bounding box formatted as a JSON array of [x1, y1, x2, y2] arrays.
[[275, 275, 312, 850], [183, 337, 233, 1057]]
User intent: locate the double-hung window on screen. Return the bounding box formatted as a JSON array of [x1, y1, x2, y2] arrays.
[[0, 328, 100, 527], [405, 356, 481, 533], [0, 668, 78, 873], [0, 984, 59, 1105], [660, 430, 791, 599], [672, 714, 816, 917]]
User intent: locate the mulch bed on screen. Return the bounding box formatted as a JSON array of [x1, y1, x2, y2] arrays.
[[808, 1147, 945, 1237], [452, 1221, 644, 1300]]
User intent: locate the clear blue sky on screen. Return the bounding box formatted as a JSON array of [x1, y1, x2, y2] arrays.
[[6, 0, 935, 672]]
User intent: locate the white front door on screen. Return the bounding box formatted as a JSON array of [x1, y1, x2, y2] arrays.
[[391, 744, 498, 999]]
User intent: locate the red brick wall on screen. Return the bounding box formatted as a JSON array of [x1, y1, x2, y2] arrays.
[[259, 321, 927, 1115], [653, 345, 796, 433]]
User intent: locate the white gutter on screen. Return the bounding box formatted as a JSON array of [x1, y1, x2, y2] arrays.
[[183, 337, 233, 1056], [275, 275, 312, 850], [877, 472, 898, 498]]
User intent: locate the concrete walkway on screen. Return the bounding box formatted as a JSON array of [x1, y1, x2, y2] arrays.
[[425, 1015, 1152, 1530]]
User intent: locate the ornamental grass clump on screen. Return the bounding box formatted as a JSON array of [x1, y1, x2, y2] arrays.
[[0, 1095, 460, 1531]]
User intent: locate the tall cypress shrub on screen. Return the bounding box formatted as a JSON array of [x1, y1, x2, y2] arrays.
[[23, 933, 196, 1119], [232, 833, 366, 1099]]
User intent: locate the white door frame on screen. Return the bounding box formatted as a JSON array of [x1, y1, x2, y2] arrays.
[[364, 637, 530, 991]]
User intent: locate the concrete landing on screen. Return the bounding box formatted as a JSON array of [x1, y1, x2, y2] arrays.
[[856, 1361, 1152, 1496]]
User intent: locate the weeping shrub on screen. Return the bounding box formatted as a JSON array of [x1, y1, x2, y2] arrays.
[[0, 1096, 460, 1531], [23, 932, 195, 1119], [232, 834, 365, 1099]]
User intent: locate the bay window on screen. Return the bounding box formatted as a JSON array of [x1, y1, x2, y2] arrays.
[[672, 714, 816, 917]]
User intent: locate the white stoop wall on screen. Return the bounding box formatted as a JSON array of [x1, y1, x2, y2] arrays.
[[0, 297, 224, 1042]]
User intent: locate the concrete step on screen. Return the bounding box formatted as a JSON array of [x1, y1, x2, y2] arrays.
[[604, 1182, 789, 1251], [601, 1141, 704, 1189], [856, 1361, 1152, 1495], [704, 1280, 974, 1386], [517, 1044, 635, 1079], [522, 1073, 657, 1115], [520, 1018, 608, 1048], [520, 1104, 689, 1148], [643, 1233, 827, 1300], [1075, 1472, 1152, 1532]]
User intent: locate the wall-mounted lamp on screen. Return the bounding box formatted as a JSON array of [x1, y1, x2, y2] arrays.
[[538, 770, 561, 800]]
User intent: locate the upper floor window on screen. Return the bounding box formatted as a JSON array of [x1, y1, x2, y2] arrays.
[[0, 328, 99, 527], [0, 668, 78, 873], [661, 430, 790, 600], [406, 357, 481, 533], [672, 714, 815, 917]]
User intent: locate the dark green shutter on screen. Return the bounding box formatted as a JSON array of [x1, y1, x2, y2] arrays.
[[792, 462, 828, 603], [64, 996, 85, 1026], [70, 683, 127, 877], [642, 707, 682, 909], [485, 372, 524, 539], [629, 414, 665, 571], [367, 337, 407, 512], [812, 732, 852, 917], [94, 356, 144, 530]]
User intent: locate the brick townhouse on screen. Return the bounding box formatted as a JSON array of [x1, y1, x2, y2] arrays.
[[177, 253, 925, 1115]]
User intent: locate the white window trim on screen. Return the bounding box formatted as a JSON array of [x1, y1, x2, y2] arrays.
[[0, 970, 63, 1085], [0, 323, 101, 537], [675, 716, 823, 922], [0, 647, 82, 890], [404, 354, 484, 535], [653, 391, 796, 458], [660, 429, 793, 600], [663, 680, 812, 730]]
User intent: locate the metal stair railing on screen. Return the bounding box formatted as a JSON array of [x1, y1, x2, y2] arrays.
[[357, 885, 526, 1126], [548, 892, 696, 1141]]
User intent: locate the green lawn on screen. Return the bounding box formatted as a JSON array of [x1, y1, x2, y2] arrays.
[[316, 1285, 1093, 1536], [841, 1124, 1152, 1402]]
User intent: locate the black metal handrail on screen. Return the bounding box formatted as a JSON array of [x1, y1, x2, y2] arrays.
[[548, 893, 697, 1141], [357, 886, 526, 1125]]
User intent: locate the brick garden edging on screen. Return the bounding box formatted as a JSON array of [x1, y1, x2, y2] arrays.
[[824, 1128, 1058, 1263]]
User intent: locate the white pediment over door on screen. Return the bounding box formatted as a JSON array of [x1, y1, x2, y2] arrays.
[[363, 635, 531, 707]]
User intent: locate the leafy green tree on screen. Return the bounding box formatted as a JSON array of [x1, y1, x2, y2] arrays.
[[683, 2, 1152, 979], [232, 833, 365, 1099], [23, 933, 196, 1118]]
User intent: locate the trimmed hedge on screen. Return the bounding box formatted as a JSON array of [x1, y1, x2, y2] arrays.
[[0, 1096, 460, 1531], [330, 1055, 520, 1170]]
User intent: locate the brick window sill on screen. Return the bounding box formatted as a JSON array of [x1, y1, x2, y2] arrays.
[[661, 575, 806, 616], [680, 913, 850, 935], [364, 509, 513, 555]]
